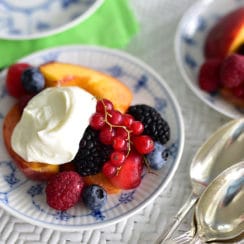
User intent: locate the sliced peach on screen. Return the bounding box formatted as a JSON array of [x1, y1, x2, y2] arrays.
[[205, 7, 244, 59], [39, 62, 133, 113], [220, 88, 244, 108], [83, 173, 121, 194], [2, 104, 59, 181]]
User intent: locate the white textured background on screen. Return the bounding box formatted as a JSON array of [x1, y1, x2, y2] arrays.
[[0, 0, 236, 243]]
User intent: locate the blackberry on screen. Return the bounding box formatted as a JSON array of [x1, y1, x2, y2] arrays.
[[127, 104, 170, 144], [72, 126, 112, 176]]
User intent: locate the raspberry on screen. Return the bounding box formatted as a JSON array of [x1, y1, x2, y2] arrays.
[[220, 54, 244, 88], [45, 171, 84, 211], [6, 63, 31, 98], [127, 104, 170, 145], [232, 84, 244, 98], [198, 58, 222, 92]]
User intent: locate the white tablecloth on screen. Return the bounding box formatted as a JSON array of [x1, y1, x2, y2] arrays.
[[0, 0, 237, 243]]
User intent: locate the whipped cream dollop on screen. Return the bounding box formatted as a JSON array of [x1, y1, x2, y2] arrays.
[[11, 86, 96, 164]]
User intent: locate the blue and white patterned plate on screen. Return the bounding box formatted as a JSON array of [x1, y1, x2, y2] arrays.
[[0, 45, 184, 231], [0, 0, 104, 40], [175, 0, 244, 118]]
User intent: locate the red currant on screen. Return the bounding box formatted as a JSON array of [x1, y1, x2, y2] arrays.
[[110, 151, 126, 167], [90, 113, 105, 130], [115, 127, 129, 139], [102, 162, 117, 178], [112, 136, 127, 151], [131, 121, 144, 135], [132, 135, 155, 154], [96, 99, 113, 114], [6, 63, 31, 98], [122, 114, 134, 127], [107, 110, 123, 125], [99, 125, 115, 145]]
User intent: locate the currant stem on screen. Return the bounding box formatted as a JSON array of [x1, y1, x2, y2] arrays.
[[101, 99, 131, 156]]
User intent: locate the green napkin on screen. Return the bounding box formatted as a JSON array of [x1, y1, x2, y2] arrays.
[[0, 0, 138, 68]]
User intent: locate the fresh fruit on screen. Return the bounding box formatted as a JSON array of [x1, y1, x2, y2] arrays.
[[109, 150, 143, 190], [132, 135, 155, 155], [72, 126, 112, 176], [130, 121, 144, 135], [99, 125, 116, 145], [122, 114, 134, 127], [83, 173, 121, 194], [21, 67, 45, 93], [102, 162, 117, 178], [60, 162, 76, 172], [220, 87, 244, 108], [2, 104, 59, 181], [112, 136, 127, 151], [110, 151, 126, 166], [204, 7, 244, 59], [220, 54, 244, 88], [198, 58, 222, 93], [232, 84, 244, 98], [82, 185, 107, 211], [18, 94, 34, 113], [39, 62, 133, 113], [6, 63, 31, 98], [107, 110, 123, 125], [146, 142, 169, 170], [46, 171, 84, 211], [128, 104, 170, 145], [96, 99, 114, 114], [90, 113, 105, 130]]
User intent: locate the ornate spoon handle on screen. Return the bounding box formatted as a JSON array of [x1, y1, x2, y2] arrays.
[[155, 192, 198, 243]]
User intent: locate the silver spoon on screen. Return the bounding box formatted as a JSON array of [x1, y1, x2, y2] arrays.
[[156, 118, 244, 243], [191, 161, 244, 243]]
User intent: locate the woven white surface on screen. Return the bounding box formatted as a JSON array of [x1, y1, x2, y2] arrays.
[[0, 0, 239, 243]]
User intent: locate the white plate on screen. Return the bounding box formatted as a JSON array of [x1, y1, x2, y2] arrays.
[[0, 0, 104, 40], [0, 45, 184, 231], [175, 0, 244, 118]]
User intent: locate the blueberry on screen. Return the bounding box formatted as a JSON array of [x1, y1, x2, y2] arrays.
[[146, 141, 169, 170], [82, 185, 107, 211], [21, 67, 45, 93]]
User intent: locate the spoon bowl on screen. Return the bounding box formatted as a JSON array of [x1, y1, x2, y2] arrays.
[[190, 119, 244, 195], [194, 161, 244, 242], [156, 118, 244, 243]]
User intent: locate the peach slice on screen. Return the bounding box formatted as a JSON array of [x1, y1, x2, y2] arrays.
[[2, 104, 59, 181], [204, 7, 244, 59], [39, 62, 133, 113], [220, 88, 244, 108], [83, 173, 121, 194]]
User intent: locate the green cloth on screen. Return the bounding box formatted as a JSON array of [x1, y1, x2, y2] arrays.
[[0, 0, 138, 68]]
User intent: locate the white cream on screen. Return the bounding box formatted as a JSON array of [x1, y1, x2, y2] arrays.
[[11, 86, 96, 164]]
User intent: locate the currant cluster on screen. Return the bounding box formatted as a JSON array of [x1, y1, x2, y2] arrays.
[[89, 99, 155, 178]]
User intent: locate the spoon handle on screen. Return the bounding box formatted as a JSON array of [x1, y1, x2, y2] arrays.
[[155, 192, 198, 243]]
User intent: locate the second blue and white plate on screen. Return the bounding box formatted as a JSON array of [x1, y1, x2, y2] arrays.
[[175, 0, 244, 118], [0, 45, 184, 231], [0, 0, 104, 40]]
